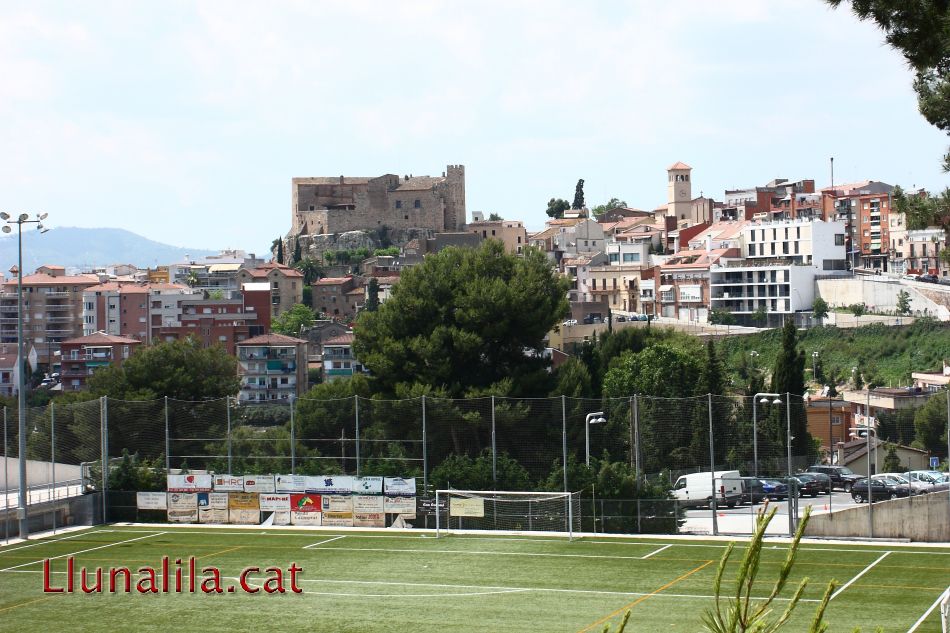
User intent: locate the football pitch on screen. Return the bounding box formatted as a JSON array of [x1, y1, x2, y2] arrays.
[[0, 526, 947, 633]]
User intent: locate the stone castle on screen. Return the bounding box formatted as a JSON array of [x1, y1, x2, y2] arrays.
[[290, 165, 465, 237]]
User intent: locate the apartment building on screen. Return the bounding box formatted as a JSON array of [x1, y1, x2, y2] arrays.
[[821, 181, 895, 271], [584, 265, 644, 313], [156, 286, 270, 354], [82, 282, 198, 339], [60, 332, 142, 392], [236, 262, 304, 319], [467, 220, 527, 254], [312, 276, 363, 319], [904, 228, 947, 277], [0, 266, 100, 372], [322, 333, 366, 382], [0, 347, 19, 396], [236, 333, 308, 402]]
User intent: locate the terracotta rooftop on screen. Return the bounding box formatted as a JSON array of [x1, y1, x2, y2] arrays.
[[667, 161, 692, 171], [63, 332, 142, 345], [314, 277, 352, 286], [3, 273, 99, 288], [323, 333, 355, 346], [238, 333, 307, 346]]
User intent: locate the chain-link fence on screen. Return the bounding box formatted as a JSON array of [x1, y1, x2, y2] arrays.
[[1, 391, 945, 541]]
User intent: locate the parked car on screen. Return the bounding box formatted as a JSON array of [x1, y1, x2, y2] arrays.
[[905, 470, 950, 493], [805, 465, 863, 492], [795, 471, 831, 494], [851, 477, 911, 503], [671, 470, 741, 508], [787, 474, 823, 497], [917, 273, 940, 283], [615, 315, 627, 322], [740, 478, 767, 504], [637, 314, 649, 321], [759, 479, 788, 500], [562, 319, 578, 327], [876, 472, 928, 495]]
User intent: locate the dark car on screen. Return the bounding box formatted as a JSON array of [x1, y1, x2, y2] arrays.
[[740, 478, 767, 504], [796, 471, 831, 494], [850, 477, 911, 503], [917, 273, 940, 283], [615, 315, 627, 322], [760, 479, 788, 500], [805, 465, 863, 492], [788, 474, 822, 497]]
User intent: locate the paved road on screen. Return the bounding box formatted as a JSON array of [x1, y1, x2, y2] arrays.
[[682, 491, 859, 536]]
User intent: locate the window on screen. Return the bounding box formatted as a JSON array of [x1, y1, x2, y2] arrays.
[[835, 234, 845, 246], [395, 200, 402, 209], [309, 204, 315, 211], [622, 253, 639, 263], [608, 253, 619, 263], [414, 199, 420, 208], [831, 415, 842, 426]]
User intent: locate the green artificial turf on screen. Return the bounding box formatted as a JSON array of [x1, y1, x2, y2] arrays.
[[0, 526, 946, 632]]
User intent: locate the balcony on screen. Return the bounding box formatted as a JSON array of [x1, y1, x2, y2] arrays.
[[64, 352, 113, 361]]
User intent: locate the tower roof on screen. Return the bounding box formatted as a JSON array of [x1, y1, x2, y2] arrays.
[[667, 161, 692, 171]]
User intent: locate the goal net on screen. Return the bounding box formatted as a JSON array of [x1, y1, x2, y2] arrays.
[[435, 490, 581, 539]]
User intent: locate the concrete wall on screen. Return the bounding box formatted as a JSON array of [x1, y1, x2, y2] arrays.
[[817, 277, 950, 319], [804, 491, 950, 542], [1, 457, 82, 491]]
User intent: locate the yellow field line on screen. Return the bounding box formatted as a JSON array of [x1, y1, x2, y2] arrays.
[[198, 545, 244, 560], [576, 559, 715, 633], [0, 596, 54, 614], [857, 583, 949, 591]]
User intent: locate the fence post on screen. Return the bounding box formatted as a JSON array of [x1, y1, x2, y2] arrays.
[[354, 395, 360, 477], [633, 394, 641, 482], [709, 393, 718, 537], [101, 396, 109, 525], [491, 395, 497, 487], [561, 395, 571, 536], [3, 407, 7, 543], [421, 395, 428, 493], [226, 396, 232, 473], [50, 401, 55, 534], [164, 396, 170, 472], [290, 395, 296, 475]]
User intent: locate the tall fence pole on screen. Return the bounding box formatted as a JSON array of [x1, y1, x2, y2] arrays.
[[164, 396, 170, 472], [421, 395, 428, 493], [491, 395, 497, 487], [354, 395, 360, 477], [866, 389, 873, 539], [633, 394, 640, 481], [561, 395, 569, 533], [101, 396, 109, 525], [3, 407, 7, 543], [290, 395, 296, 475], [50, 401, 55, 534], [709, 393, 718, 537], [628, 396, 634, 469], [946, 387, 950, 512], [225, 396, 232, 473]]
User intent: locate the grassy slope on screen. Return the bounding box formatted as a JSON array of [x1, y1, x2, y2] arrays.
[[717, 319, 950, 390], [0, 527, 946, 632]]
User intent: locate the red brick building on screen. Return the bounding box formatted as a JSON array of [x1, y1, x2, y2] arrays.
[[60, 332, 142, 391]]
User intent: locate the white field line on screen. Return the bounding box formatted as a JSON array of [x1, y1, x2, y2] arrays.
[[0, 528, 99, 554], [303, 535, 346, 549], [830, 551, 891, 601], [0, 532, 166, 572], [906, 586, 950, 633], [312, 545, 665, 561], [640, 544, 673, 559], [1, 569, 821, 603]]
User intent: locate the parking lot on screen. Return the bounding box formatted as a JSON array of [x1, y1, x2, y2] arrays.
[[681, 490, 862, 535]]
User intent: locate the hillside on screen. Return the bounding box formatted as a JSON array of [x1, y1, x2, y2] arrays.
[[0, 227, 217, 271], [717, 319, 950, 389]]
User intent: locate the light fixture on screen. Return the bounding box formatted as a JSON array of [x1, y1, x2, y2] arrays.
[[18, 213, 28, 221], [0, 212, 8, 220], [1, 226, 9, 234], [773, 398, 783, 405], [38, 213, 47, 220]]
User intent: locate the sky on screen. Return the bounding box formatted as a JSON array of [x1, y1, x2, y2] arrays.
[[1, 1, 947, 257]]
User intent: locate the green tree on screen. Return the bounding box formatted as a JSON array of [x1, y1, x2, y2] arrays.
[[882, 443, 904, 472], [546, 198, 570, 219], [709, 308, 736, 326], [364, 278, 380, 313], [487, 212, 502, 221], [849, 302, 867, 318], [827, 0, 950, 173], [354, 241, 569, 397], [549, 357, 593, 399], [913, 390, 949, 456], [271, 303, 317, 336], [293, 236, 302, 263], [896, 289, 911, 315], [87, 336, 239, 400], [812, 297, 829, 325], [770, 319, 812, 461], [752, 305, 768, 326], [276, 238, 285, 265], [374, 247, 400, 257], [429, 449, 531, 491], [572, 178, 585, 210], [591, 197, 629, 218]]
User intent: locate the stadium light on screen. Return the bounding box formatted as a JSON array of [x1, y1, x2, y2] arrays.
[[752, 392, 782, 478], [585, 411, 606, 467], [2, 211, 52, 539]]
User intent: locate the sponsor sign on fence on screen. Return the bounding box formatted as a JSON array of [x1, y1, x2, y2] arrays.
[[228, 492, 260, 524], [352, 477, 383, 495], [307, 475, 354, 494], [384, 477, 416, 496], [320, 495, 353, 513], [384, 495, 416, 516], [136, 491, 167, 510], [167, 474, 213, 493], [321, 511, 353, 527], [290, 493, 322, 526], [260, 493, 290, 525], [167, 493, 198, 523], [275, 474, 306, 493], [450, 497, 484, 518], [243, 475, 275, 493], [198, 492, 229, 524], [212, 474, 244, 492]]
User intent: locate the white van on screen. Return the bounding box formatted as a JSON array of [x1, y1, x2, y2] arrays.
[[671, 470, 742, 508]]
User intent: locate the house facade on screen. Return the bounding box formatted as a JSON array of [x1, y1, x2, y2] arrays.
[[60, 332, 142, 392], [236, 334, 308, 402]]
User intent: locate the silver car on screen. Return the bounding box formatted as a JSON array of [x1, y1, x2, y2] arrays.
[[877, 473, 928, 495]]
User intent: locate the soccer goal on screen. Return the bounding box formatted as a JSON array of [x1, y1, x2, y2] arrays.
[[434, 490, 581, 540]]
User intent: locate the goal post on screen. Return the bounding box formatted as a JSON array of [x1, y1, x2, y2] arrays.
[[434, 489, 581, 540]]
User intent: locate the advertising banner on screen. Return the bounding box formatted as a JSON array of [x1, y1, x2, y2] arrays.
[[354, 512, 384, 527], [353, 495, 384, 513], [259, 493, 290, 511], [275, 474, 306, 493], [321, 511, 353, 527], [198, 492, 229, 524], [136, 492, 167, 510], [383, 477, 416, 496], [167, 474, 212, 492], [290, 511, 322, 526], [306, 475, 354, 494], [384, 495, 416, 516], [271, 511, 291, 526], [243, 475, 275, 493], [450, 497, 485, 518], [352, 476, 383, 495], [228, 492, 260, 524], [212, 474, 244, 492], [290, 493, 321, 514], [167, 492, 198, 523], [320, 495, 353, 513]]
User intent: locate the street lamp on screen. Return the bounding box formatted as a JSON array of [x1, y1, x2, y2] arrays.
[[585, 411, 606, 467], [752, 392, 782, 478], [812, 351, 819, 382], [2, 211, 50, 539]]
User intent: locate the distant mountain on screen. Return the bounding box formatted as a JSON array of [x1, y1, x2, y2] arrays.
[[0, 227, 219, 271]]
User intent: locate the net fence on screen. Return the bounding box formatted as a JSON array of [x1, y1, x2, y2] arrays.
[[0, 390, 942, 541]]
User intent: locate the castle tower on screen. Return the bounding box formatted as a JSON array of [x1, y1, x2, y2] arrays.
[[666, 161, 692, 223]]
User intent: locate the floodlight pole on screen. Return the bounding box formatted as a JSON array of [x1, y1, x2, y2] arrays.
[[585, 411, 605, 467], [752, 392, 781, 478], [3, 211, 50, 540]]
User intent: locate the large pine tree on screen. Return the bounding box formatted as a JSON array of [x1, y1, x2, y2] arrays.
[[770, 319, 811, 464]]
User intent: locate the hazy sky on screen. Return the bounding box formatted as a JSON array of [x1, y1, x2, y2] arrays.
[[2, 1, 946, 256]]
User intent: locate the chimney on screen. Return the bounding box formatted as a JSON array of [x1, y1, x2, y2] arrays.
[[339, 176, 344, 184]]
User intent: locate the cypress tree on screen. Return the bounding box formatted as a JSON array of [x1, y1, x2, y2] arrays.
[[770, 319, 811, 464], [276, 238, 285, 265]]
